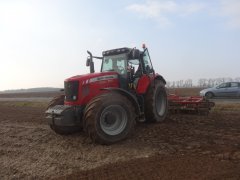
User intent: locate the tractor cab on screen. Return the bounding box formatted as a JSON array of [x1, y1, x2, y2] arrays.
[[87, 46, 155, 91]]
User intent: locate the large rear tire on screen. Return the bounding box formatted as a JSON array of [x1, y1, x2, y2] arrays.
[[47, 95, 80, 135], [83, 93, 136, 145], [144, 80, 168, 122]]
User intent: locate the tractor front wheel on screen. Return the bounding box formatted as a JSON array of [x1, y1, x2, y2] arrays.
[[83, 93, 136, 145], [144, 80, 168, 122]]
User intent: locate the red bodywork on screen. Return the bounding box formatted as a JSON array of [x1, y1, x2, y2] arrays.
[[135, 73, 161, 94], [64, 72, 119, 106], [136, 75, 151, 94], [168, 94, 206, 104], [64, 71, 160, 106]]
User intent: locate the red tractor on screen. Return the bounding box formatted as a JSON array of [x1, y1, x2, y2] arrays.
[[46, 45, 168, 144]]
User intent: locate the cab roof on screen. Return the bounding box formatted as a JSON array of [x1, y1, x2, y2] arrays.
[[102, 47, 131, 56]]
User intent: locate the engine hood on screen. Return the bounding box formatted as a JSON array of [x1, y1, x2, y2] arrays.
[[65, 72, 119, 82]]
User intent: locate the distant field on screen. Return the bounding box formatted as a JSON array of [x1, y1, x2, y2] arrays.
[[0, 91, 62, 98]]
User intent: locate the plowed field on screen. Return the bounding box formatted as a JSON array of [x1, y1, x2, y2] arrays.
[[0, 101, 240, 179]]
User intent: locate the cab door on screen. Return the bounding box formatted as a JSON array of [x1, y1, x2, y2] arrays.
[[142, 48, 154, 78], [135, 49, 153, 94]]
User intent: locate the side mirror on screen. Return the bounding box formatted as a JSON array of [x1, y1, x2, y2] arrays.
[[133, 49, 140, 59], [86, 57, 90, 66]]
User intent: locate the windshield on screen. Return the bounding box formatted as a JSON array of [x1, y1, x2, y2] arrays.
[[101, 54, 127, 75], [128, 59, 139, 65]]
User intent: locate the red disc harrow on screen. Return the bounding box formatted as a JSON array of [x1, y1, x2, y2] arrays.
[[167, 94, 215, 115]]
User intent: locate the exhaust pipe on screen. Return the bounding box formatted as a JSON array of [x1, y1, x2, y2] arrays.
[[86, 51, 95, 73]]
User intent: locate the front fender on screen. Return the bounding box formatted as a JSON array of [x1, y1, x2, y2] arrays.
[[101, 88, 141, 116]]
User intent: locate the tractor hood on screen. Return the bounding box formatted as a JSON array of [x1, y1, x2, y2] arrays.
[[65, 72, 119, 83], [63, 71, 119, 105]]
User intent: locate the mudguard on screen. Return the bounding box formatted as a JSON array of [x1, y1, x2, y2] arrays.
[[101, 87, 141, 115]]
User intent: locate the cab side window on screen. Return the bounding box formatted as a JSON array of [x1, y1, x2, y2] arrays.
[[143, 50, 153, 73], [116, 60, 126, 75]]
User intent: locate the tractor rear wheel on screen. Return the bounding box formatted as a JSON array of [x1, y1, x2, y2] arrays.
[[83, 93, 136, 145], [47, 95, 80, 135], [144, 80, 168, 122]]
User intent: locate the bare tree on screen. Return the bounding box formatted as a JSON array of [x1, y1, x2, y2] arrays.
[[234, 77, 240, 82], [184, 79, 193, 87], [168, 77, 239, 88], [224, 77, 233, 82], [207, 79, 216, 87], [215, 78, 225, 85], [198, 78, 208, 87], [166, 81, 171, 88]]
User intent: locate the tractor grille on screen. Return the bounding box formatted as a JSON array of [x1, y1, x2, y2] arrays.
[[64, 81, 79, 101]]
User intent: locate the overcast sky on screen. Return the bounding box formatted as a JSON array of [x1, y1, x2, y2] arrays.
[[0, 0, 240, 90]]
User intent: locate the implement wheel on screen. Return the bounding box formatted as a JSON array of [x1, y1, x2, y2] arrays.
[[83, 93, 136, 145], [47, 95, 80, 135], [144, 80, 168, 122]]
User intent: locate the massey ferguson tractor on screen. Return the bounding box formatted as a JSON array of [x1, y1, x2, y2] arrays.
[[46, 45, 168, 144]]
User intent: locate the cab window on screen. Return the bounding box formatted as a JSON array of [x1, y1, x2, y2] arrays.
[[102, 59, 113, 72], [143, 50, 153, 73], [102, 54, 127, 75]]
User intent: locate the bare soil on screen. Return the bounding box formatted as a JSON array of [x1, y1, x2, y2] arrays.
[[0, 102, 240, 179]]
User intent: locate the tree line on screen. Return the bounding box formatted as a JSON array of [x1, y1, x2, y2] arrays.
[[166, 77, 240, 88]]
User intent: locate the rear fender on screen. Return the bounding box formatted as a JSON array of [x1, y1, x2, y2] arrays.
[[101, 88, 141, 115], [136, 75, 151, 94], [135, 74, 166, 95], [154, 74, 166, 84]]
